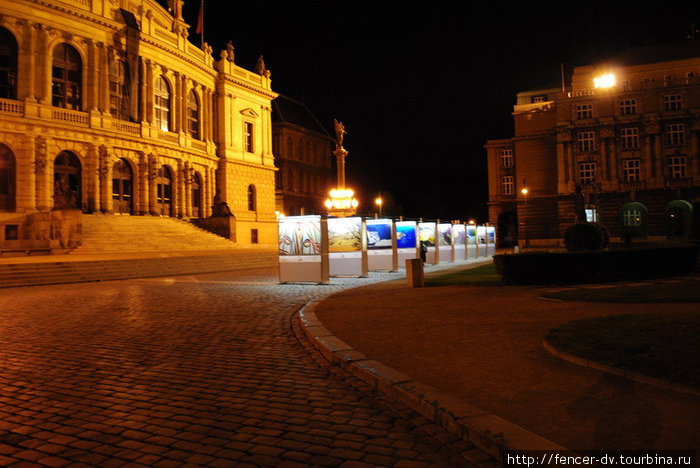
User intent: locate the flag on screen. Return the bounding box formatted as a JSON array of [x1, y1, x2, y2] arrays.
[[195, 1, 203, 35]]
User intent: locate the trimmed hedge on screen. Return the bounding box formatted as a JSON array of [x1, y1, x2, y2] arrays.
[[494, 245, 698, 284]]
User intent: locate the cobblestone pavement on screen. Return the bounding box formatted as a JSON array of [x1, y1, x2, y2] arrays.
[[0, 268, 485, 468]]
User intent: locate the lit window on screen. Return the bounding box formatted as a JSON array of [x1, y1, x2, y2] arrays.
[[501, 176, 514, 195], [576, 131, 596, 152], [500, 149, 513, 167], [187, 90, 200, 140], [154, 76, 170, 131], [576, 104, 593, 120], [665, 123, 685, 146], [0, 27, 18, 100], [623, 209, 642, 227], [244, 122, 254, 153], [109, 60, 129, 120], [622, 159, 640, 181], [579, 162, 596, 185], [619, 99, 637, 115], [532, 95, 545, 103], [585, 208, 598, 223], [663, 94, 682, 111], [52, 43, 82, 110], [667, 155, 686, 179], [620, 127, 639, 149]]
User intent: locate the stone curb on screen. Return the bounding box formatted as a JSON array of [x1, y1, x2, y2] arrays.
[[298, 300, 567, 462], [542, 339, 700, 397]]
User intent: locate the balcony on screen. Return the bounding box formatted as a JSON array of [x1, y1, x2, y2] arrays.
[[0, 98, 24, 116], [619, 180, 647, 191], [665, 177, 692, 188]]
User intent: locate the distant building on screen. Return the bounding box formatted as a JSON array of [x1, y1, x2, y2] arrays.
[[485, 40, 700, 246], [0, 0, 278, 247], [272, 95, 334, 216]]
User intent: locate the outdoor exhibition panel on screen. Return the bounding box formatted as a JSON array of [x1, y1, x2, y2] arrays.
[[437, 223, 454, 263], [486, 226, 496, 256], [418, 221, 438, 264], [467, 224, 478, 258], [328, 217, 368, 277], [278, 215, 329, 283], [366, 218, 397, 271], [452, 224, 466, 260], [396, 220, 419, 267]]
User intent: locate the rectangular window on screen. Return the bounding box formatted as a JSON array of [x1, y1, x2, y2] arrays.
[[575, 104, 593, 120], [665, 123, 685, 146], [244, 122, 254, 153], [500, 149, 513, 167], [663, 94, 682, 111], [619, 99, 637, 115], [585, 209, 598, 223], [501, 176, 514, 195], [532, 95, 545, 103], [579, 162, 596, 185], [623, 209, 642, 227], [576, 131, 596, 152], [622, 159, 640, 181], [620, 127, 639, 149], [668, 155, 687, 179]]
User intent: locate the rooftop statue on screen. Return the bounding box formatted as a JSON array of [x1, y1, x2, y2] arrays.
[[333, 119, 347, 149]]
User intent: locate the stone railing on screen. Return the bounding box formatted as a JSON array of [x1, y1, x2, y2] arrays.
[[52, 107, 89, 126], [111, 119, 141, 135], [665, 177, 692, 188], [0, 98, 24, 115], [619, 179, 647, 191], [159, 130, 179, 144], [191, 139, 207, 152]]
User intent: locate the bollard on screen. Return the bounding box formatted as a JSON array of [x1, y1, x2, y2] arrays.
[[406, 258, 424, 288]]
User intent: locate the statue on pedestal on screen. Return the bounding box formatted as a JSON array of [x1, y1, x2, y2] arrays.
[[333, 119, 346, 149], [211, 190, 233, 217]]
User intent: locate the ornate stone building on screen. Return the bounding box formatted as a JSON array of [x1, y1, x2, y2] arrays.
[[0, 0, 278, 246], [485, 40, 700, 246], [271, 94, 334, 216]]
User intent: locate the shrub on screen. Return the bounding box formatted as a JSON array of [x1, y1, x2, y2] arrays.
[[564, 223, 609, 251]]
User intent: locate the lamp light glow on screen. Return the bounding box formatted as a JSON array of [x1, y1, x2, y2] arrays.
[[593, 73, 616, 88]]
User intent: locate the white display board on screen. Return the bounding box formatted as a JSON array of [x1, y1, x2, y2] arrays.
[[452, 224, 466, 261], [396, 220, 419, 267], [278, 215, 329, 283], [437, 223, 454, 263], [328, 217, 368, 277], [418, 221, 437, 264], [366, 218, 397, 271], [466, 225, 478, 258], [486, 226, 496, 256]]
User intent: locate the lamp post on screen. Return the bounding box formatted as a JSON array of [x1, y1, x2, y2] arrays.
[[521, 187, 529, 248], [375, 195, 383, 218]]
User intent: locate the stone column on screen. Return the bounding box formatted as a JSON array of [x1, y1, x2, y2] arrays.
[[138, 152, 149, 215], [88, 40, 100, 111], [34, 136, 49, 211], [87, 144, 99, 213], [172, 72, 180, 133], [40, 27, 52, 106], [148, 155, 158, 215], [184, 162, 191, 217]]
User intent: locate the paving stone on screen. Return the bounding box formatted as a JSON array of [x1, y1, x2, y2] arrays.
[[0, 267, 490, 466]]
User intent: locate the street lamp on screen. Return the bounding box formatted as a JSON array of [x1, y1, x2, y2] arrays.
[[374, 195, 383, 218], [521, 187, 529, 248]]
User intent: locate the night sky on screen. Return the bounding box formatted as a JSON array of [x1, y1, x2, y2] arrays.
[[174, 1, 697, 221]]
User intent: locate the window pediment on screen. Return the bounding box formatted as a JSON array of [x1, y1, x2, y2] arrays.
[[240, 108, 259, 118]]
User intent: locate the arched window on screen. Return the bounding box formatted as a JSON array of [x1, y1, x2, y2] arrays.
[[109, 60, 129, 120], [154, 76, 170, 131], [52, 44, 82, 109], [0, 144, 16, 211], [187, 89, 200, 139], [53, 151, 82, 210], [0, 28, 18, 100], [247, 184, 256, 211]]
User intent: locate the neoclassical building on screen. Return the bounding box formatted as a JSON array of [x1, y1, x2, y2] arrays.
[[485, 40, 700, 246], [271, 94, 334, 216], [0, 0, 278, 246]]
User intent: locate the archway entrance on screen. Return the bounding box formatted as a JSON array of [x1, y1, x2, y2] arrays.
[[54, 151, 81, 210], [0, 144, 15, 211], [156, 166, 172, 216], [112, 158, 133, 214], [191, 172, 202, 218]]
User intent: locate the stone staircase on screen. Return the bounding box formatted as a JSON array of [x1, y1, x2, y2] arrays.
[[72, 214, 241, 254], [0, 214, 279, 288]]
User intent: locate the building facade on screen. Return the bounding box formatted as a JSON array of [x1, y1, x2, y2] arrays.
[[0, 0, 278, 246], [485, 40, 700, 246], [271, 94, 334, 216]]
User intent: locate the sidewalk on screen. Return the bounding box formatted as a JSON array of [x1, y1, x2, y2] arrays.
[[312, 262, 699, 453]]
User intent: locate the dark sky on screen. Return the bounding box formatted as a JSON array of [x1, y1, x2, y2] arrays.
[[177, 1, 697, 221]]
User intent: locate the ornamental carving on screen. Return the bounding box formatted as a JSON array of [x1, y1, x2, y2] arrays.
[[34, 136, 47, 175]]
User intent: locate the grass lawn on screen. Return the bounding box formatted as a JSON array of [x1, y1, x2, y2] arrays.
[[425, 263, 502, 286], [542, 279, 700, 302], [546, 312, 700, 387]]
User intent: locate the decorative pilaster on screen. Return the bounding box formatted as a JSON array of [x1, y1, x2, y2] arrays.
[[34, 135, 49, 211]]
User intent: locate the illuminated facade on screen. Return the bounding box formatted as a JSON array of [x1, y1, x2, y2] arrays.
[[271, 94, 334, 216], [485, 40, 700, 245], [0, 0, 278, 246]]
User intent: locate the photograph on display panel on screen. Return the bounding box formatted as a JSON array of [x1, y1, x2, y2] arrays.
[[278, 216, 322, 256], [418, 223, 436, 246], [453, 225, 466, 245], [328, 217, 363, 252], [467, 226, 477, 245], [395, 222, 417, 249], [438, 224, 452, 247], [366, 220, 393, 250]]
